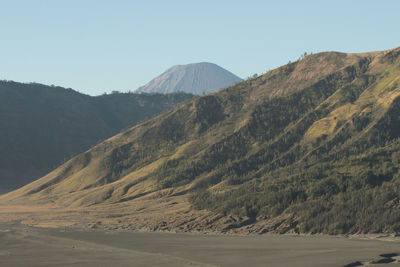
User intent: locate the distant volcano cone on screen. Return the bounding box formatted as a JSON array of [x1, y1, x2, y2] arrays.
[[135, 62, 242, 95]]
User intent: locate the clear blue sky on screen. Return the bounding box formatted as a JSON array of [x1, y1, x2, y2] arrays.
[[0, 0, 399, 96]]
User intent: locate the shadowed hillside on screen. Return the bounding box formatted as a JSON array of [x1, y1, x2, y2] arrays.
[[0, 82, 193, 192], [2, 47, 400, 234]]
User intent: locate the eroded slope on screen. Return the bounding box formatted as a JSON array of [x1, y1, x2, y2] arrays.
[[2, 48, 400, 234]]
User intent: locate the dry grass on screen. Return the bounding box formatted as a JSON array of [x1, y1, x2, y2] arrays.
[[2, 47, 400, 235]]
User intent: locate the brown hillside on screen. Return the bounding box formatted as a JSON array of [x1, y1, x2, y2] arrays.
[[1, 47, 400, 234]]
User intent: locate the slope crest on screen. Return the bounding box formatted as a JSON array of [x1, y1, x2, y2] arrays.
[[3, 48, 400, 234]]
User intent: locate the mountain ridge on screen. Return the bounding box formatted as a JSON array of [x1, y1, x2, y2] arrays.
[[2, 47, 400, 234], [0, 81, 193, 192]]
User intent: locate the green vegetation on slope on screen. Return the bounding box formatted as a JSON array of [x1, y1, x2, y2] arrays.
[[189, 50, 400, 234], [4, 47, 400, 234]]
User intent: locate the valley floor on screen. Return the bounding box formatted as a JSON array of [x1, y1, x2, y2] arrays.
[[1, 222, 400, 266]]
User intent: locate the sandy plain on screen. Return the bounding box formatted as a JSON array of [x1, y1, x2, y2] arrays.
[[0, 221, 399, 267]]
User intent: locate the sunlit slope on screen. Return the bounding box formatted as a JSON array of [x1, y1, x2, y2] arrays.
[[3, 47, 400, 234]]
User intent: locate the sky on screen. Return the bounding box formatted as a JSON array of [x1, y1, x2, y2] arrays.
[[0, 0, 399, 96]]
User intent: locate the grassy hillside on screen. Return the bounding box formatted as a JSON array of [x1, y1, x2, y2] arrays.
[[2, 47, 400, 234], [0, 82, 193, 192]]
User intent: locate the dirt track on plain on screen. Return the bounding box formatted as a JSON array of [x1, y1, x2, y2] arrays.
[[1, 222, 400, 267]]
